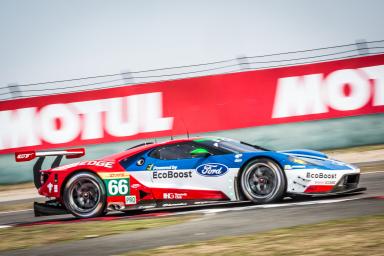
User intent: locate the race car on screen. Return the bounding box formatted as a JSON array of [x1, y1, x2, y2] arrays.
[[15, 137, 366, 218]]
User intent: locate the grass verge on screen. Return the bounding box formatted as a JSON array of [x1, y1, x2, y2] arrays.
[[125, 214, 384, 256], [0, 202, 33, 212], [0, 215, 196, 252]]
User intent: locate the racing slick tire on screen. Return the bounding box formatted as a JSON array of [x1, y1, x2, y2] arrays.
[[63, 172, 107, 218], [240, 158, 286, 203]]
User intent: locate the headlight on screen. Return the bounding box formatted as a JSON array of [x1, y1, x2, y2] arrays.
[[289, 156, 310, 165]]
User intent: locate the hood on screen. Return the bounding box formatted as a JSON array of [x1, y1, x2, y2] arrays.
[[281, 149, 354, 170], [280, 149, 328, 159]]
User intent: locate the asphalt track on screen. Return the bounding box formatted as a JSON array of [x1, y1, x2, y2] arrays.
[[1, 171, 383, 256]]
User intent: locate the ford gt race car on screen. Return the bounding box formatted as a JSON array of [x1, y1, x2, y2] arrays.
[[15, 137, 365, 218]]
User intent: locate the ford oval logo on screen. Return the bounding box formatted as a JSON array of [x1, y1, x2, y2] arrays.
[[196, 163, 229, 177]]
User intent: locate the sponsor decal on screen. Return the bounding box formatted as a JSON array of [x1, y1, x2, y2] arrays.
[[99, 172, 130, 179], [101, 172, 130, 196], [105, 179, 129, 196], [53, 161, 114, 171], [163, 192, 187, 199], [162, 202, 187, 207], [234, 154, 243, 163], [306, 172, 337, 179], [153, 170, 192, 179], [153, 165, 177, 171], [146, 164, 154, 171], [16, 152, 34, 160], [125, 195, 136, 205], [53, 184, 58, 193], [196, 163, 229, 177], [314, 180, 337, 185], [194, 201, 215, 205], [131, 184, 141, 189], [47, 182, 53, 193]]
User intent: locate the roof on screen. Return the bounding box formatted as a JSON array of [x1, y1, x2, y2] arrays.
[[100, 137, 218, 161]]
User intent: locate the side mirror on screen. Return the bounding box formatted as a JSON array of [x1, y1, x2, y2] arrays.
[[190, 148, 211, 158]]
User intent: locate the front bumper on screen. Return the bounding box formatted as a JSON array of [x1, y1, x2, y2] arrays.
[[289, 186, 367, 197]]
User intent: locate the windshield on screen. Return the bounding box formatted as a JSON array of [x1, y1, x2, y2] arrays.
[[195, 137, 268, 153]]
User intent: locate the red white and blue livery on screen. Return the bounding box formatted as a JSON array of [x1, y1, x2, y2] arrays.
[[15, 137, 365, 218]]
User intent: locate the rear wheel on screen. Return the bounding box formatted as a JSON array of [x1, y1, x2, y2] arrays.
[[240, 158, 286, 203], [63, 172, 107, 218]]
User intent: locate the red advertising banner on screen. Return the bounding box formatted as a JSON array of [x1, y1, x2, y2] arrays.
[[1, 54, 384, 154]]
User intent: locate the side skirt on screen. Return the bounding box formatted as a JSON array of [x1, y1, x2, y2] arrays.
[[34, 200, 68, 217]]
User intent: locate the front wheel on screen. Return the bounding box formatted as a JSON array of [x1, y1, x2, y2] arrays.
[[63, 172, 107, 218], [240, 158, 286, 203]]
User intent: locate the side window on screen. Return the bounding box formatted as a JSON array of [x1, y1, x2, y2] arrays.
[[149, 143, 200, 160]]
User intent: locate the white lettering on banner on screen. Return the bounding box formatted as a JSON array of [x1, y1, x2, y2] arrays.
[[0, 92, 173, 150], [72, 100, 104, 140], [272, 65, 384, 118], [271, 74, 327, 118], [104, 95, 140, 137], [326, 69, 370, 111], [39, 104, 80, 144], [0, 108, 39, 149], [361, 65, 384, 106]]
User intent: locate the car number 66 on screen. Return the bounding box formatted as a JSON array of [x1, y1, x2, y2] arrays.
[[108, 179, 129, 195]]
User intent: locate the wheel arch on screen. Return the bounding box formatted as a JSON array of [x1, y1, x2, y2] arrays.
[[236, 155, 287, 200], [60, 168, 105, 200]]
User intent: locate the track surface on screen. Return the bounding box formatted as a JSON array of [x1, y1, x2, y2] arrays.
[[1, 171, 383, 256]]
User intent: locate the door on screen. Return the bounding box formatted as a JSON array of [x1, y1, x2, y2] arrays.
[[147, 142, 236, 201]]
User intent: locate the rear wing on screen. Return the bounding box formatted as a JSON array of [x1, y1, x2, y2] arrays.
[[15, 148, 85, 189], [15, 148, 85, 162]]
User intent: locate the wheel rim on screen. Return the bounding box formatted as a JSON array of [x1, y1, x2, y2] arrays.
[[68, 177, 101, 214], [243, 162, 279, 199]]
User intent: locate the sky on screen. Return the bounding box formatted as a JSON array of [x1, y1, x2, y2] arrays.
[[0, 0, 383, 95]]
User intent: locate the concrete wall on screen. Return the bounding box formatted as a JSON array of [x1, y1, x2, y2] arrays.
[[1, 113, 383, 184]]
